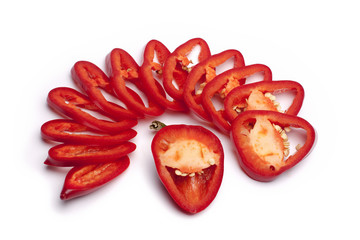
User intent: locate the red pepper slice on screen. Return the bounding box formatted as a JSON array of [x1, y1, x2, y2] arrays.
[[139, 40, 187, 112], [231, 110, 316, 182], [60, 156, 130, 200], [163, 38, 211, 101], [47, 87, 137, 133], [106, 48, 165, 116], [224, 80, 305, 122], [72, 61, 141, 119], [41, 119, 137, 145], [151, 124, 224, 213], [202, 64, 272, 132], [45, 142, 136, 167], [183, 49, 245, 121]]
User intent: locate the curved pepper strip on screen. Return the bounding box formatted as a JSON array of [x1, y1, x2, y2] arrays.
[[139, 40, 187, 112], [41, 119, 137, 145], [60, 156, 130, 200], [201, 64, 272, 133], [224, 80, 305, 122], [183, 49, 245, 121], [45, 142, 136, 167], [231, 110, 316, 182], [106, 48, 165, 116], [163, 38, 211, 101], [47, 87, 137, 133], [72, 61, 141, 119]]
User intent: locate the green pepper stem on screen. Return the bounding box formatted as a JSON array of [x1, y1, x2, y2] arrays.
[[149, 120, 167, 131]]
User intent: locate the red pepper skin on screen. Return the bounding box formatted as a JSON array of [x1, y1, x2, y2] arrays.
[[202, 64, 272, 133], [231, 110, 316, 182], [139, 40, 187, 112], [106, 48, 165, 117], [183, 50, 245, 121], [60, 156, 130, 200], [47, 87, 137, 133], [41, 119, 137, 145], [72, 61, 141, 119], [45, 142, 136, 167], [224, 80, 305, 122], [163, 38, 211, 101], [151, 125, 224, 214]]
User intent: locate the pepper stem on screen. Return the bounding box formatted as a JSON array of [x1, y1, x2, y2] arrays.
[[150, 120, 166, 131]]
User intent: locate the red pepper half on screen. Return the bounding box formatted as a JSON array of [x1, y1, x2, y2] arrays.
[[47, 87, 137, 133], [60, 156, 130, 200], [224, 80, 305, 122], [231, 110, 316, 182], [45, 142, 136, 167], [106, 48, 165, 116], [163, 38, 211, 101], [140, 40, 187, 112], [41, 119, 137, 145], [201, 64, 272, 132], [151, 124, 224, 213], [183, 49, 245, 121]]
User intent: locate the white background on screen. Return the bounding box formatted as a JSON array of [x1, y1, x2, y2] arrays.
[[1, 0, 359, 239]]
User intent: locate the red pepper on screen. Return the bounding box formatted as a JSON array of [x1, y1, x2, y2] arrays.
[[106, 48, 165, 116], [45, 142, 136, 167], [41, 119, 137, 145], [163, 38, 211, 101], [47, 87, 137, 133], [72, 61, 141, 119], [231, 110, 316, 182], [201, 64, 272, 132], [151, 124, 224, 213], [183, 49, 245, 121], [60, 156, 130, 200], [224, 80, 305, 122], [139, 40, 187, 112]]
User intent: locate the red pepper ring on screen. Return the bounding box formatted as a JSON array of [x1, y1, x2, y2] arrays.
[[45, 142, 136, 167], [224, 80, 305, 122], [41, 119, 137, 146], [202, 64, 272, 133], [163, 38, 211, 101], [60, 156, 130, 200], [183, 49, 245, 121], [106, 48, 165, 117], [47, 87, 137, 133], [231, 110, 316, 182]]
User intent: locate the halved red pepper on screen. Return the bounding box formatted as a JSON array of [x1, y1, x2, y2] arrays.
[[201, 64, 272, 132], [163, 38, 211, 101], [151, 124, 224, 213], [60, 156, 130, 200], [106, 48, 165, 116], [183, 49, 245, 121], [139, 40, 187, 112], [41, 119, 137, 145], [224, 80, 305, 122], [45, 142, 136, 167], [72, 61, 141, 119], [47, 87, 137, 133], [231, 110, 316, 182]]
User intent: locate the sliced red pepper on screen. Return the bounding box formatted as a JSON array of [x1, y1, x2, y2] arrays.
[[41, 119, 137, 145], [151, 124, 224, 213], [139, 40, 187, 112], [163, 38, 211, 101], [183, 49, 245, 121], [106, 48, 165, 116], [47, 87, 137, 133], [72, 61, 141, 119], [231, 110, 316, 182], [201, 64, 272, 132], [224, 80, 305, 122], [45, 142, 136, 167], [60, 156, 130, 200]]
